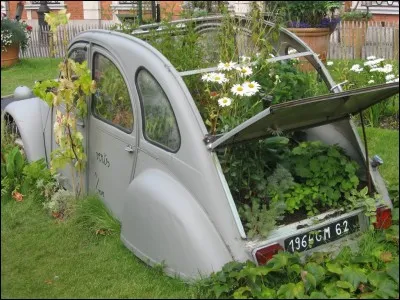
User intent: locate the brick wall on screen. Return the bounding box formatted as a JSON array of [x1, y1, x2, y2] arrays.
[[8, 1, 27, 20], [64, 1, 83, 20], [159, 1, 183, 20], [371, 14, 399, 23], [100, 1, 112, 20]]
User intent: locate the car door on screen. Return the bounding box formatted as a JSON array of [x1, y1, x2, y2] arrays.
[[88, 46, 137, 220]]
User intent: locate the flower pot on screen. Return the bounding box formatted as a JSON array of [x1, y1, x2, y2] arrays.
[[340, 21, 367, 59], [287, 27, 331, 72], [1, 44, 20, 68]]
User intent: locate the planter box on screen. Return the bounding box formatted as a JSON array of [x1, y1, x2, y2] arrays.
[[287, 27, 330, 71], [1, 44, 20, 68]]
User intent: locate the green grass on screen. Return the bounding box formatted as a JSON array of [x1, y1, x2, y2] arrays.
[[1, 195, 195, 299], [358, 127, 399, 187], [1, 58, 61, 96]]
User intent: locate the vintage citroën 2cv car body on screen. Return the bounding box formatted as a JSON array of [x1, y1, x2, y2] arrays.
[[2, 15, 398, 280]]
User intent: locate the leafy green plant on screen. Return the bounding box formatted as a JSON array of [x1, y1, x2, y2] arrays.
[[1, 146, 27, 200], [283, 141, 360, 215], [266, 164, 296, 203], [266, 1, 342, 29], [326, 58, 399, 127], [199, 226, 399, 299], [239, 199, 286, 239], [1, 18, 32, 52], [33, 9, 96, 197], [42, 188, 75, 220], [341, 11, 373, 21]]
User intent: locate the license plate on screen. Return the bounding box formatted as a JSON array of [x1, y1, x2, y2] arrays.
[[284, 215, 360, 253]]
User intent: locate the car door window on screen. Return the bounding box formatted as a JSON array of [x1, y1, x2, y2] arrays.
[[92, 53, 134, 132], [136, 69, 180, 152]]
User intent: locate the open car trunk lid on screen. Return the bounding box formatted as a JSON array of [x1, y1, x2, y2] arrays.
[[207, 83, 399, 150]]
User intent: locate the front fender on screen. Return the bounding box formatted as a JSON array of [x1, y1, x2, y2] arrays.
[[120, 168, 233, 280], [2, 97, 50, 162]]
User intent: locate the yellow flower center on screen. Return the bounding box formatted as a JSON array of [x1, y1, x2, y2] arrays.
[[215, 76, 220, 80], [241, 69, 246, 73], [223, 99, 228, 103], [237, 87, 243, 91], [248, 83, 254, 88]]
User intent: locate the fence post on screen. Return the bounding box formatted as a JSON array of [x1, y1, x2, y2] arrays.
[[394, 26, 399, 59]]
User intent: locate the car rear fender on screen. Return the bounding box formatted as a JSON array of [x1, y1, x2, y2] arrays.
[[2, 97, 51, 162], [120, 168, 233, 280]]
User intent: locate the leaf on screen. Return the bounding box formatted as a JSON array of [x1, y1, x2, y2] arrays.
[[326, 262, 343, 275], [336, 280, 355, 292], [341, 266, 367, 290], [302, 272, 316, 292], [386, 262, 399, 284], [277, 282, 305, 299], [266, 252, 288, 270], [323, 282, 351, 298], [309, 291, 327, 299], [212, 284, 229, 298], [376, 279, 398, 299], [305, 262, 326, 284], [259, 287, 276, 299], [233, 287, 251, 299], [367, 271, 389, 288]]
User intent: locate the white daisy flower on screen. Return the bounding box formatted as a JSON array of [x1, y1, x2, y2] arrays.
[[243, 81, 261, 96], [368, 79, 375, 84], [236, 66, 253, 77], [231, 84, 247, 96], [383, 64, 393, 73], [288, 49, 297, 55], [367, 55, 376, 60], [350, 64, 361, 71], [364, 60, 378, 67], [201, 73, 213, 82], [209, 72, 229, 84], [218, 97, 233, 107], [327, 61, 333, 66], [218, 61, 237, 71], [386, 74, 396, 81]]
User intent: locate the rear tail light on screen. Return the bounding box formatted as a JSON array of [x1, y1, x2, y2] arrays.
[[374, 207, 392, 229], [255, 243, 283, 265]]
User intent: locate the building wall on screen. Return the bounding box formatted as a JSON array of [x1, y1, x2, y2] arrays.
[[7, 1, 183, 24]]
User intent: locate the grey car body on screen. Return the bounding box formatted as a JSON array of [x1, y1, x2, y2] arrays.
[[2, 16, 398, 280]]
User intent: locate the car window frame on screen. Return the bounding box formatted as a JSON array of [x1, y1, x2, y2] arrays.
[[91, 51, 135, 134], [135, 66, 181, 153]]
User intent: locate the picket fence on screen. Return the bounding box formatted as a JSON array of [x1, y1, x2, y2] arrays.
[[20, 21, 400, 60]]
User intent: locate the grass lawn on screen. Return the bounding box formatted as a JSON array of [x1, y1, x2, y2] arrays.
[[1, 198, 195, 299], [1, 58, 61, 96], [358, 127, 399, 186]]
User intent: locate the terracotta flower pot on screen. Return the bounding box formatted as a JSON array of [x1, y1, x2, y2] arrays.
[[287, 27, 331, 72], [1, 43, 20, 68]]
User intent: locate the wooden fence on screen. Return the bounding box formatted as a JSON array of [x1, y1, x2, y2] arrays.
[[329, 21, 399, 60], [19, 23, 114, 58], [20, 21, 400, 60]]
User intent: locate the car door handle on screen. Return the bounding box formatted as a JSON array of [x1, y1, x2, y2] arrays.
[[124, 145, 134, 153]]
